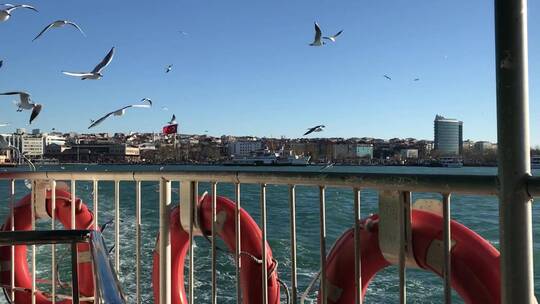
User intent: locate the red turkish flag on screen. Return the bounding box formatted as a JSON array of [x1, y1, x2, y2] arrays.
[[162, 124, 178, 134]]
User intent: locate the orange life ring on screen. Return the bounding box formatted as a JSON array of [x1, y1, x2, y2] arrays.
[[152, 194, 281, 304], [0, 189, 96, 304], [320, 210, 500, 304]]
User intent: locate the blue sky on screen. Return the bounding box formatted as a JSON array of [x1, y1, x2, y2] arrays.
[[0, 0, 539, 145]]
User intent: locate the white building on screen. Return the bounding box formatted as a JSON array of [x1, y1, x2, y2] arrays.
[[228, 140, 262, 157], [21, 134, 44, 158], [400, 149, 419, 159], [44, 134, 66, 147]]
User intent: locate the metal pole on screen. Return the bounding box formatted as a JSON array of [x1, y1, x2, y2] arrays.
[[353, 188, 362, 304], [260, 184, 268, 304], [319, 186, 327, 304], [9, 179, 15, 303], [50, 180, 57, 304], [71, 242, 80, 304], [494, 0, 534, 302], [135, 181, 142, 304], [289, 185, 298, 304], [211, 182, 218, 304], [235, 183, 242, 304], [159, 178, 172, 304], [114, 180, 120, 273], [188, 181, 198, 304], [31, 181, 36, 304], [442, 193, 452, 304]]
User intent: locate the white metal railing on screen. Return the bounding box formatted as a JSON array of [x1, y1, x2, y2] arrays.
[[0, 170, 538, 303]]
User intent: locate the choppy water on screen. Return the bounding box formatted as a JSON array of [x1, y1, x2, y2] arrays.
[[0, 165, 538, 303]]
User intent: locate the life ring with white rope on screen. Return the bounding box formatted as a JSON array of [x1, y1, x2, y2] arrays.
[[0, 188, 96, 304], [152, 194, 281, 304]]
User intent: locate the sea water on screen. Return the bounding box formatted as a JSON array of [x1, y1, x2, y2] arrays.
[[0, 165, 538, 303]]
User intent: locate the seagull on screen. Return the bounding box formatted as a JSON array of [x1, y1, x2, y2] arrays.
[[0, 122, 10, 127], [321, 162, 335, 171], [178, 30, 189, 36], [383, 74, 392, 80], [0, 4, 37, 23], [0, 91, 42, 123], [88, 98, 152, 129], [168, 114, 177, 125], [414, 78, 420, 81], [323, 30, 343, 42], [309, 22, 324, 46], [303, 125, 325, 136], [161, 106, 169, 111], [62, 47, 115, 80], [0, 60, 3, 69], [165, 64, 173, 73], [33, 20, 85, 41]]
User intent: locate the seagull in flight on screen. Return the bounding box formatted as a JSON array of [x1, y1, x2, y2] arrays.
[[161, 106, 169, 111], [0, 60, 3, 69], [62, 47, 115, 80], [0, 91, 42, 124], [0, 122, 9, 127], [0, 4, 37, 23], [309, 22, 324, 46], [33, 20, 85, 41], [323, 30, 343, 42], [383, 74, 392, 80], [178, 30, 189, 36], [88, 98, 152, 129], [413, 78, 420, 81], [165, 64, 173, 73], [304, 125, 325, 136], [168, 114, 177, 125]]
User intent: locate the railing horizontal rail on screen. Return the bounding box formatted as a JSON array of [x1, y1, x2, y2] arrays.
[[0, 170, 514, 195], [0, 230, 90, 245]]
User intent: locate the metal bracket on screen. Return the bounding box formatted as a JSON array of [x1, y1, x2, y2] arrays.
[[180, 182, 203, 236], [33, 180, 51, 220], [378, 190, 419, 268]]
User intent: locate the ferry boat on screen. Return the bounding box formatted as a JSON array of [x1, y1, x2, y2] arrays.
[[227, 148, 310, 166], [437, 157, 464, 168]]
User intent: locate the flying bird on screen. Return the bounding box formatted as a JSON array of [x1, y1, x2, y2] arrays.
[[161, 106, 169, 111], [62, 47, 115, 80], [323, 30, 343, 42], [414, 78, 420, 81], [0, 4, 37, 23], [309, 22, 324, 46], [168, 114, 177, 125], [303, 125, 325, 136], [0, 60, 3, 69], [383, 75, 392, 80], [0, 91, 42, 124], [33, 20, 85, 41], [178, 30, 189, 36], [165, 64, 173, 73], [88, 98, 152, 129], [0, 122, 9, 127]]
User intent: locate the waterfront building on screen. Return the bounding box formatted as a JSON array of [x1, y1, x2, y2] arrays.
[[400, 149, 419, 159], [356, 144, 374, 159], [21, 134, 44, 158], [434, 115, 463, 156], [228, 140, 262, 157]]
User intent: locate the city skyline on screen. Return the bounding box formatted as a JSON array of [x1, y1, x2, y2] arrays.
[[1, 1, 540, 144]]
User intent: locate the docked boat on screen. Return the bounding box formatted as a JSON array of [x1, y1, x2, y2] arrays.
[[433, 156, 463, 168], [227, 148, 310, 166]]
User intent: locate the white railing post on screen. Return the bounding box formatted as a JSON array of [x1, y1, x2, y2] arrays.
[[159, 178, 172, 304]]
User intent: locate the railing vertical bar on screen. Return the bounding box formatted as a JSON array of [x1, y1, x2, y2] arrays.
[[289, 185, 298, 304], [93, 180, 98, 230], [260, 183, 268, 304], [495, 0, 534, 302], [442, 193, 452, 303], [114, 180, 120, 273], [51, 180, 57, 304], [159, 178, 172, 304], [319, 186, 327, 304], [211, 182, 218, 304], [9, 179, 15, 303], [135, 181, 142, 304], [235, 183, 242, 304], [71, 242, 80, 304], [31, 180, 36, 304], [188, 181, 198, 304], [71, 180, 76, 229], [398, 191, 409, 304], [353, 188, 362, 304]]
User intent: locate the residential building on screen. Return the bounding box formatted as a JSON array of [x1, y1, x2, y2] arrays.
[[228, 140, 262, 157]]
